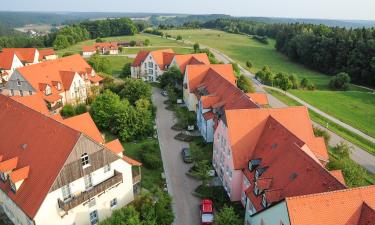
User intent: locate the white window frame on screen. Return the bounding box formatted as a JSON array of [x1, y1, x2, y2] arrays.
[[110, 198, 118, 209], [104, 164, 111, 173], [61, 184, 72, 201], [84, 174, 93, 190], [89, 210, 99, 225], [81, 153, 90, 168]]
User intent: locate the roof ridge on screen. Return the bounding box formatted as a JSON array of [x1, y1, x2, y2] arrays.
[[286, 184, 375, 201]]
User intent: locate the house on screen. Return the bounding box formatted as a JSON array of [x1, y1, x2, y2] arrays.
[[1, 48, 40, 65], [212, 106, 345, 222], [0, 95, 141, 225], [131, 49, 175, 82], [38, 49, 58, 61], [169, 53, 210, 74], [0, 51, 24, 83], [249, 185, 375, 225], [82, 46, 97, 57], [183, 64, 259, 142], [4, 54, 103, 111], [246, 93, 269, 107]]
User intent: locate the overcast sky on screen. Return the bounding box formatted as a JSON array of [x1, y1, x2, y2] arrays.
[[3, 0, 375, 21]]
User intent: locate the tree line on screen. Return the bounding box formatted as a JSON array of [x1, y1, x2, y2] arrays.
[[0, 18, 138, 50], [202, 18, 375, 87]]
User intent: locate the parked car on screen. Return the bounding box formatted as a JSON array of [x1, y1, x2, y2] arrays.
[[161, 90, 168, 96], [181, 148, 193, 163], [200, 199, 214, 225]]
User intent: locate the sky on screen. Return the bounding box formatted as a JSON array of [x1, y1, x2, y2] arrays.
[[2, 0, 375, 21]]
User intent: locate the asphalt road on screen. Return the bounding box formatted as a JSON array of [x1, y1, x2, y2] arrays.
[[152, 87, 201, 225]]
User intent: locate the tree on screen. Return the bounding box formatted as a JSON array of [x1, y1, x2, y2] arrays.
[[60, 104, 75, 117], [121, 63, 132, 78], [95, 38, 104, 43], [118, 46, 123, 53], [144, 39, 150, 46], [237, 74, 255, 93], [255, 66, 274, 85], [231, 63, 241, 77], [87, 53, 112, 74], [130, 40, 136, 47], [191, 160, 211, 186], [74, 103, 87, 115], [53, 35, 70, 50], [158, 66, 182, 89], [99, 205, 142, 225], [329, 72, 351, 90], [288, 74, 299, 89], [300, 78, 309, 89], [193, 43, 200, 52], [214, 205, 242, 225], [274, 73, 292, 92], [176, 35, 182, 40], [90, 90, 122, 130], [119, 78, 152, 105], [246, 60, 253, 69]]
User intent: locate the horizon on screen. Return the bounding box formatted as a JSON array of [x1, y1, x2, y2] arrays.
[[2, 0, 375, 21]]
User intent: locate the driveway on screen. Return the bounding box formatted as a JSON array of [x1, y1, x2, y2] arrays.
[[152, 87, 201, 225]]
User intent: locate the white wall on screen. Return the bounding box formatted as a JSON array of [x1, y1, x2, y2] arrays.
[[34, 159, 134, 225], [0, 189, 33, 225], [245, 201, 290, 225], [65, 73, 87, 105]]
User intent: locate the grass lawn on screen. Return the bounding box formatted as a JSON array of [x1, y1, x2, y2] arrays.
[[100, 55, 133, 75], [265, 88, 375, 155], [162, 29, 375, 139], [56, 33, 192, 56]]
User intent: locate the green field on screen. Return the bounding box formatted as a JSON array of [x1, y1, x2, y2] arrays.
[[56, 33, 193, 56], [162, 29, 375, 139]]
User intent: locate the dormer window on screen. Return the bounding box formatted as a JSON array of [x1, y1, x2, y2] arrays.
[[0, 172, 7, 181], [261, 193, 268, 208], [10, 181, 16, 193], [81, 153, 90, 168], [45, 85, 51, 95], [253, 183, 260, 196], [248, 158, 261, 172], [57, 82, 61, 91], [255, 167, 268, 180]]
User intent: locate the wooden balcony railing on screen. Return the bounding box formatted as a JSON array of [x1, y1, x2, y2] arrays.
[[58, 170, 123, 212], [132, 169, 141, 184]]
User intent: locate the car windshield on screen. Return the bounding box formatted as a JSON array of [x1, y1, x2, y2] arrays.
[[202, 214, 214, 222]]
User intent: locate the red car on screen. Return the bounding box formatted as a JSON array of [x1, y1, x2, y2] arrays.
[[200, 199, 214, 225]]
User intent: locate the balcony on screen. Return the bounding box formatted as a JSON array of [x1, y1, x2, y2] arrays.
[[132, 168, 141, 184], [58, 170, 123, 212]]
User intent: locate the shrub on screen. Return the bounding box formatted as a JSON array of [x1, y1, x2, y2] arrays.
[[313, 126, 331, 144], [129, 40, 136, 46], [252, 35, 269, 44], [74, 103, 87, 115], [139, 143, 162, 169], [193, 43, 200, 52], [144, 39, 150, 46], [60, 104, 75, 117], [121, 62, 131, 78], [246, 60, 253, 69], [176, 35, 182, 40], [237, 74, 255, 93], [329, 72, 351, 90], [95, 38, 103, 43]]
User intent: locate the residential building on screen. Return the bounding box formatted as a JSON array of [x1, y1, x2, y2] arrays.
[[249, 185, 375, 225], [82, 46, 97, 57], [38, 49, 58, 61], [0, 51, 24, 83], [1, 48, 40, 65], [246, 93, 269, 107], [4, 54, 103, 111], [131, 49, 175, 82], [183, 64, 259, 142], [82, 42, 119, 57], [212, 107, 345, 222], [169, 53, 210, 74], [0, 95, 141, 225]]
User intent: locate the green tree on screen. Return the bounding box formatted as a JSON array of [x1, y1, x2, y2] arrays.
[[237, 74, 255, 93], [288, 74, 299, 89], [214, 205, 242, 225], [246, 60, 253, 69], [274, 73, 292, 92], [53, 35, 70, 50], [74, 103, 87, 115], [119, 78, 152, 105], [176, 35, 182, 40], [60, 104, 75, 118], [255, 66, 274, 85], [99, 205, 142, 225], [193, 43, 200, 52], [95, 38, 103, 43], [191, 160, 211, 186], [121, 63, 132, 78], [90, 90, 122, 130], [118, 46, 123, 53], [144, 39, 150, 46], [231, 63, 241, 77], [62, 52, 74, 57], [329, 72, 351, 90], [130, 40, 136, 47], [87, 53, 112, 74], [159, 66, 182, 89], [300, 78, 309, 89]]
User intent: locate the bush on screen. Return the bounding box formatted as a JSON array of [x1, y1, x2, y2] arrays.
[[60, 104, 75, 117], [255, 66, 274, 85], [129, 40, 136, 47], [237, 74, 255, 93], [139, 142, 162, 169], [246, 60, 252, 69], [193, 43, 200, 52], [313, 126, 331, 144], [119, 78, 152, 105], [121, 62, 131, 78], [252, 35, 269, 44], [176, 35, 182, 40], [62, 52, 74, 57], [144, 39, 150, 46], [74, 103, 87, 115], [95, 38, 103, 43], [87, 54, 111, 74], [329, 72, 351, 90]]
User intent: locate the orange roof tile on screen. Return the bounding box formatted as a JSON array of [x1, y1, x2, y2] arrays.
[[150, 49, 175, 70], [132, 50, 149, 67], [122, 156, 142, 166], [9, 166, 30, 183], [247, 93, 269, 106], [38, 49, 56, 60], [82, 46, 97, 52], [0, 157, 18, 172], [225, 106, 328, 169], [42, 93, 62, 103], [0, 95, 81, 218], [173, 53, 210, 73], [0, 51, 17, 70], [286, 185, 375, 225], [329, 170, 346, 185], [89, 74, 104, 83], [105, 139, 124, 155], [11, 94, 50, 115], [2, 48, 37, 63], [62, 113, 104, 143]]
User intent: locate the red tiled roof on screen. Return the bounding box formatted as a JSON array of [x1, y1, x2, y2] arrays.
[[329, 170, 346, 185], [225, 107, 329, 170], [122, 156, 142, 166], [38, 49, 56, 60], [105, 139, 124, 155], [11, 94, 50, 115], [42, 93, 62, 103], [89, 74, 104, 83], [0, 51, 17, 70], [9, 166, 30, 183], [247, 93, 269, 106], [59, 71, 75, 89], [0, 157, 18, 172], [244, 117, 345, 211], [62, 113, 104, 144], [2, 48, 37, 63], [0, 95, 80, 218], [150, 49, 175, 70], [82, 46, 96, 52], [173, 53, 210, 74], [132, 50, 149, 67], [285, 185, 375, 225]]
